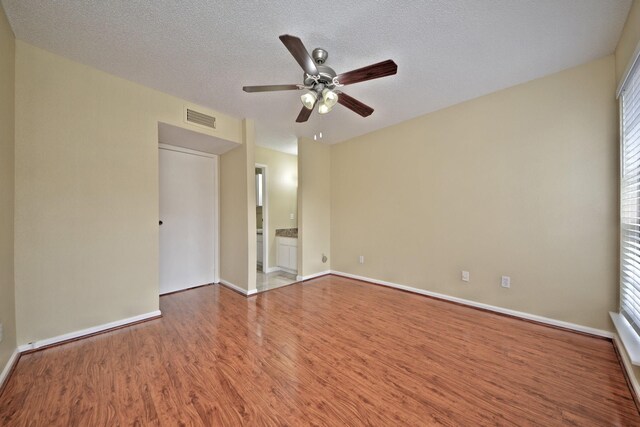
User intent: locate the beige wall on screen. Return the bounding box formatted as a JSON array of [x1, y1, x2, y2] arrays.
[[298, 138, 331, 277], [220, 119, 256, 291], [616, 0, 640, 86], [255, 146, 298, 269], [0, 4, 16, 371], [14, 41, 242, 345], [331, 56, 618, 331], [615, 0, 640, 394]]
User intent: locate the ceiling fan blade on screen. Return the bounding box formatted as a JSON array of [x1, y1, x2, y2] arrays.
[[279, 34, 318, 76], [243, 84, 301, 93], [296, 104, 315, 123], [336, 60, 398, 86], [337, 92, 374, 117]]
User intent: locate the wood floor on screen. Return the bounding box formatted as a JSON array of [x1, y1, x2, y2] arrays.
[[1, 275, 638, 426]]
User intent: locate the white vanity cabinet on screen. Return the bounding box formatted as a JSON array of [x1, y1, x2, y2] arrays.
[[276, 237, 297, 272]]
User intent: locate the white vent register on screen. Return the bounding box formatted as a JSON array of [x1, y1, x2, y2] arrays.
[[185, 107, 216, 130]]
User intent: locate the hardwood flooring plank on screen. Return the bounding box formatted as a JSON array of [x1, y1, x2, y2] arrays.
[[0, 275, 638, 426]]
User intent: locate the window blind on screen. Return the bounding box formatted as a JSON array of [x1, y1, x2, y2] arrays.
[[621, 58, 640, 336]]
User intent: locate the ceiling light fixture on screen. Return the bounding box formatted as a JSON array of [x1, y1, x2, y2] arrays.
[[302, 87, 338, 115], [318, 100, 333, 114], [322, 89, 338, 108], [300, 90, 317, 110]]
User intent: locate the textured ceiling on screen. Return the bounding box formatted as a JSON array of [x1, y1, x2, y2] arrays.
[[2, 0, 631, 153]]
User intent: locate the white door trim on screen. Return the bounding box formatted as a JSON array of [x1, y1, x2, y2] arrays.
[[214, 154, 220, 283], [159, 143, 217, 158]]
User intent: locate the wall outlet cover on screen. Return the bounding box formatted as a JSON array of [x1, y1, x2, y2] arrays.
[[501, 276, 511, 288], [462, 271, 470, 282]]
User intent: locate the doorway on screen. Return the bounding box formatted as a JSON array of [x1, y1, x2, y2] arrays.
[[255, 165, 268, 273], [254, 151, 299, 292], [159, 144, 218, 295]]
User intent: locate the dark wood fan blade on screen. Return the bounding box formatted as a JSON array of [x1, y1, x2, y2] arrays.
[[279, 34, 318, 76], [296, 103, 315, 123], [336, 60, 397, 86], [337, 92, 374, 117], [243, 84, 301, 93]]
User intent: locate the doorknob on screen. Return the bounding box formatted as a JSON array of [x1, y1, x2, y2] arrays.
[[159, 220, 163, 226]]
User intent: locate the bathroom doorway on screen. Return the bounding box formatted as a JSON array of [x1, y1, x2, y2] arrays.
[[254, 146, 298, 291], [255, 165, 267, 273]]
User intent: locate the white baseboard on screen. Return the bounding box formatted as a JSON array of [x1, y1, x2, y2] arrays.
[[0, 348, 20, 391], [219, 279, 258, 296], [613, 334, 640, 401], [329, 271, 613, 339], [17, 310, 162, 352], [297, 270, 332, 281]]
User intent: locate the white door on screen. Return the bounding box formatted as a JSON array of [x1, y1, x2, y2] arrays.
[[159, 147, 216, 294]]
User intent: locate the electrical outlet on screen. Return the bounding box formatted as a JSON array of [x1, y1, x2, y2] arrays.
[[289, 213, 294, 220], [462, 271, 470, 282], [359, 255, 365, 264], [501, 276, 511, 288], [0, 323, 3, 343]]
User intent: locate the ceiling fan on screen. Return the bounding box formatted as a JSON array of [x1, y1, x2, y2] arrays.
[[243, 34, 398, 123]]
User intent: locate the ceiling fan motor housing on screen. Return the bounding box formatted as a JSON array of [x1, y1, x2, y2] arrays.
[[304, 49, 337, 89], [303, 65, 337, 88]]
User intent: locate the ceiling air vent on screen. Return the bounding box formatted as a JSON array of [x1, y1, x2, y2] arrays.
[[185, 107, 216, 130]]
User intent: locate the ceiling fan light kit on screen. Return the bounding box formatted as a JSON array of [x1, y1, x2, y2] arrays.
[[322, 88, 338, 107], [318, 101, 332, 115], [243, 34, 398, 123], [300, 90, 317, 109]]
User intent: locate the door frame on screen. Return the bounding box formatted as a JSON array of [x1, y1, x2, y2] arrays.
[[158, 143, 220, 289], [255, 163, 268, 273]]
